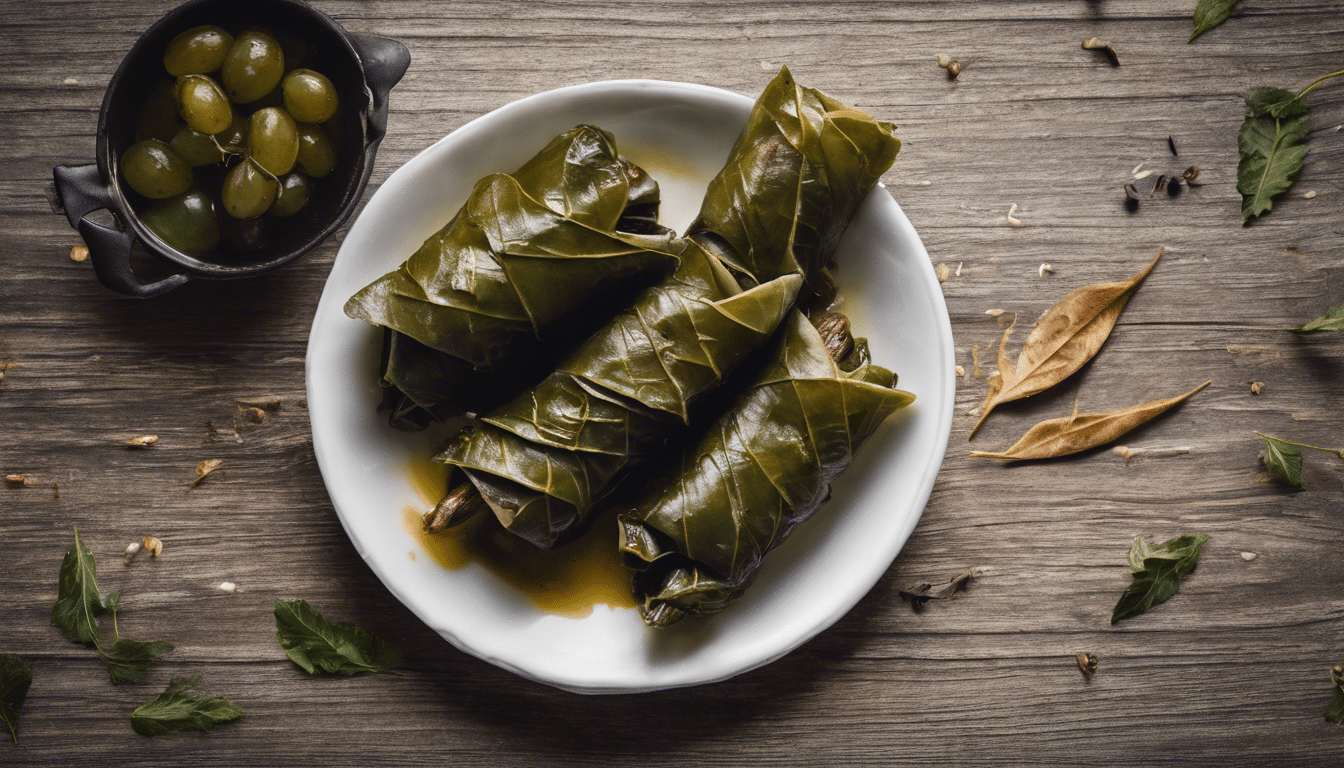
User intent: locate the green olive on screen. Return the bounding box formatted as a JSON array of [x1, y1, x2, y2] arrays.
[[135, 80, 182, 143], [281, 69, 338, 123], [163, 25, 233, 76], [120, 139, 192, 199], [269, 172, 310, 218], [175, 74, 231, 135], [221, 159, 278, 219], [168, 113, 246, 166], [218, 211, 268, 251], [248, 107, 298, 176], [295, 123, 337, 178], [140, 190, 220, 253], [220, 30, 284, 104]]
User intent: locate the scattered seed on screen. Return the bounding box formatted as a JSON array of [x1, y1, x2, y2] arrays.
[[70, 246, 89, 262], [1076, 653, 1099, 678], [935, 54, 952, 67], [218, 581, 238, 593], [125, 541, 141, 564], [955, 365, 966, 377], [237, 406, 266, 424], [1150, 175, 1169, 196], [1240, 551, 1259, 561], [985, 309, 1005, 317], [1167, 135, 1178, 156], [946, 61, 961, 78], [935, 263, 951, 282], [971, 343, 983, 378], [1081, 37, 1119, 66], [6, 474, 34, 487], [955, 262, 964, 277], [1182, 166, 1201, 185], [126, 434, 159, 447], [1250, 381, 1265, 395], [1005, 203, 1023, 227], [1038, 263, 1054, 277], [189, 459, 223, 488], [1167, 178, 1183, 198], [1132, 169, 1159, 180], [236, 398, 281, 412], [1303, 190, 1317, 199], [1130, 161, 1147, 177], [1124, 183, 1141, 201], [142, 536, 163, 557], [935, 54, 961, 78]]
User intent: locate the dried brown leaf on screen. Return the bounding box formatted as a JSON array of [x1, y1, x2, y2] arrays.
[[970, 381, 1209, 461], [189, 459, 223, 488], [6, 474, 35, 487], [899, 568, 982, 610], [969, 248, 1163, 438]]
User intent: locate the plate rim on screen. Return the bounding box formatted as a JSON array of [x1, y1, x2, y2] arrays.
[[306, 77, 955, 694]]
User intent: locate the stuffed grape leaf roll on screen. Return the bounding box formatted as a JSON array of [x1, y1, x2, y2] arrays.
[[689, 66, 900, 289], [616, 311, 915, 627], [345, 126, 680, 425], [433, 242, 802, 548]]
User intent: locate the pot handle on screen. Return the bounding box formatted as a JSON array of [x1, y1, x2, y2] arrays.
[[52, 164, 189, 298], [347, 33, 411, 145]]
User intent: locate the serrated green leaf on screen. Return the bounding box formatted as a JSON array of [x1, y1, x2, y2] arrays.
[[131, 678, 242, 738], [50, 527, 108, 646], [274, 599, 399, 675], [102, 639, 174, 685], [1237, 88, 1311, 224], [1111, 534, 1208, 624], [0, 655, 32, 745], [1190, 0, 1242, 42], [1258, 434, 1305, 487], [1293, 304, 1344, 333]]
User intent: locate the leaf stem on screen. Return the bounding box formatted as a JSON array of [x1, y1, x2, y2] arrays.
[[1253, 431, 1344, 459], [1295, 69, 1344, 102]]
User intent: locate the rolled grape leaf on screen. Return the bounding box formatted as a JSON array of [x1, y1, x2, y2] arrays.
[[689, 66, 900, 288], [344, 125, 680, 425], [435, 242, 802, 547], [615, 311, 914, 627]]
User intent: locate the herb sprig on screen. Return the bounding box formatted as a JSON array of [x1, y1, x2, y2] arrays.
[[1112, 534, 1208, 624], [1255, 432, 1344, 488], [1238, 69, 1344, 224]]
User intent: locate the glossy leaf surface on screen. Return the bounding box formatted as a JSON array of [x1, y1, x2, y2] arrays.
[[617, 312, 914, 626], [345, 126, 679, 423], [689, 66, 900, 287], [1111, 534, 1208, 624]]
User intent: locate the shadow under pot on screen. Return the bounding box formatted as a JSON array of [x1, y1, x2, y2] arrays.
[[52, 0, 409, 298]]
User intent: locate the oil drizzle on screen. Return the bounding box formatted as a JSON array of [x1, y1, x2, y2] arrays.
[[404, 456, 635, 617]]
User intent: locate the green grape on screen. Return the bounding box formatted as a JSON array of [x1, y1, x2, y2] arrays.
[[281, 69, 338, 123], [168, 113, 246, 167], [135, 80, 182, 143], [175, 74, 231, 135], [248, 107, 298, 175], [218, 211, 268, 251], [294, 123, 336, 178], [221, 30, 284, 104], [221, 159, 278, 220], [140, 190, 220, 253], [120, 139, 192, 199], [163, 25, 233, 76], [269, 172, 309, 217]]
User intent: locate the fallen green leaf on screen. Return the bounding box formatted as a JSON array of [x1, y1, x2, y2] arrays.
[[1238, 70, 1344, 224], [50, 527, 109, 646], [102, 639, 175, 685], [1112, 534, 1208, 624], [1293, 303, 1344, 333], [131, 678, 242, 738], [1190, 0, 1242, 42], [274, 599, 399, 675], [1328, 666, 1344, 724], [1257, 433, 1305, 487], [0, 655, 32, 744]]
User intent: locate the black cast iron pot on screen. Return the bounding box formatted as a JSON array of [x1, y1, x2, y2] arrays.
[[53, 0, 409, 297]]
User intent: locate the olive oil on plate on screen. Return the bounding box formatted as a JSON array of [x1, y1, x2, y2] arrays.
[[404, 455, 635, 617]]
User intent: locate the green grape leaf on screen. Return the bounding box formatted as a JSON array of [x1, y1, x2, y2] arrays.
[[274, 599, 399, 675], [1258, 433, 1305, 487], [1111, 534, 1208, 624], [1237, 88, 1310, 224], [1190, 0, 1242, 42], [1293, 304, 1344, 333], [102, 639, 175, 685], [50, 527, 109, 646], [0, 655, 32, 744], [1328, 666, 1344, 724], [131, 678, 242, 738]]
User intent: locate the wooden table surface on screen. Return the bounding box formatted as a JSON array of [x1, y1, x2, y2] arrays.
[[3, 1, 1343, 765]]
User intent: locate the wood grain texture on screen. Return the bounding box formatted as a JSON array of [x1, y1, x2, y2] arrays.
[[2, 1, 1343, 765]]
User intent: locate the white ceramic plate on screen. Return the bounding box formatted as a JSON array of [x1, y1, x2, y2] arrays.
[[306, 79, 954, 694]]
